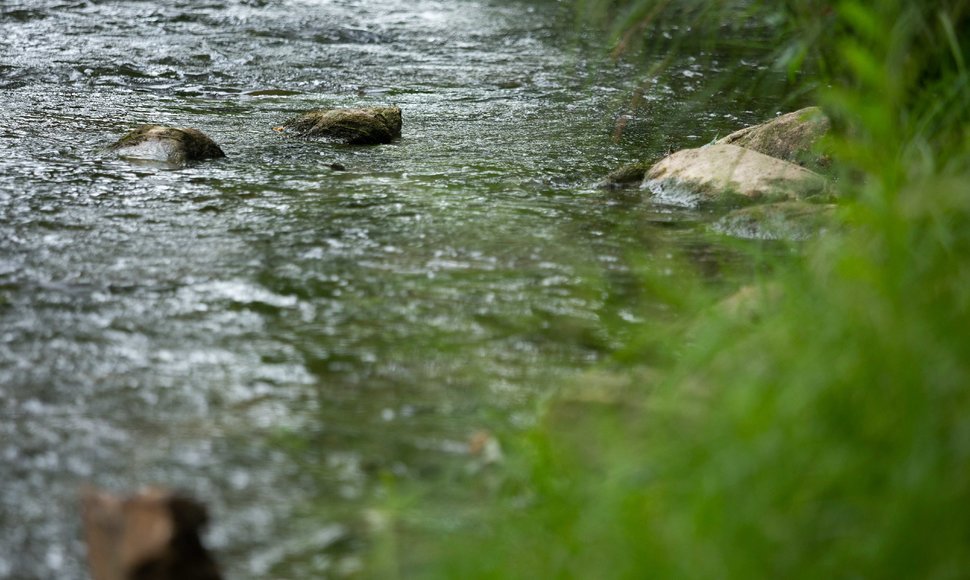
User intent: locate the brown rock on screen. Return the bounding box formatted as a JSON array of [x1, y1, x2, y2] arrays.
[[280, 106, 402, 144], [597, 161, 649, 189], [82, 487, 222, 580], [108, 126, 225, 165]]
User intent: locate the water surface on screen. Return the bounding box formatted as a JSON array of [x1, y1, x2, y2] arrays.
[[0, 1, 780, 577]]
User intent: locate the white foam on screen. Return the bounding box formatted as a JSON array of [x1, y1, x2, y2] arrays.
[[642, 178, 704, 208]]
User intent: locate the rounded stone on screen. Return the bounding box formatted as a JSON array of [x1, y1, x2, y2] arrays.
[[716, 107, 830, 169], [108, 125, 225, 165], [279, 106, 402, 145], [642, 144, 828, 207]]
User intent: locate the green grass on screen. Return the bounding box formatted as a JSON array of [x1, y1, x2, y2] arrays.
[[373, 0, 970, 577]]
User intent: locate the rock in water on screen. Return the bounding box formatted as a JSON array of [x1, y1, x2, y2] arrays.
[[82, 487, 222, 580], [597, 161, 649, 189], [109, 126, 225, 165], [642, 144, 828, 207], [716, 107, 830, 168], [280, 106, 402, 144], [712, 201, 837, 240]]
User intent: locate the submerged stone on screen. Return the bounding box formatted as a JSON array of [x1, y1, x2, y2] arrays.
[[712, 200, 837, 240], [717, 107, 830, 169], [597, 161, 649, 189], [642, 144, 827, 207], [279, 106, 402, 145], [108, 125, 225, 165]]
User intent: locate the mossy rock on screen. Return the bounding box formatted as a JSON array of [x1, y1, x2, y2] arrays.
[[108, 125, 225, 165], [712, 200, 837, 240], [643, 144, 828, 207], [279, 106, 402, 145], [597, 161, 649, 189], [717, 107, 830, 170]]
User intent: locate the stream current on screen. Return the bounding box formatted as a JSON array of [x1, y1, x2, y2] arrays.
[[0, 1, 780, 577]]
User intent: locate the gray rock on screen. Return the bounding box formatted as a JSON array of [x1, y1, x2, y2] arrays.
[[108, 125, 225, 165], [712, 200, 837, 240], [642, 144, 828, 207], [717, 107, 829, 169], [279, 106, 402, 144]]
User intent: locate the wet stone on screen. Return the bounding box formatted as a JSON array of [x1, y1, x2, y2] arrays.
[[108, 125, 225, 165], [642, 144, 828, 207], [279, 106, 402, 145], [597, 161, 649, 189], [712, 201, 837, 240]]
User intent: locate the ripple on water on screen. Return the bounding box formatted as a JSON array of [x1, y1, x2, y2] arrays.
[[0, 0, 785, 576]]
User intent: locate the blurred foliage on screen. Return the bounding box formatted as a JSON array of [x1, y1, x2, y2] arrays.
[[379, 0, 970, 577]]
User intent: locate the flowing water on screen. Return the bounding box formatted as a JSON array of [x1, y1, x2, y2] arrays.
[[0, 1, 784, 577]]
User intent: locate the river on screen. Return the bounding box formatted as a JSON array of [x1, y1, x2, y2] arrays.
[[0, 0, 780, 577]]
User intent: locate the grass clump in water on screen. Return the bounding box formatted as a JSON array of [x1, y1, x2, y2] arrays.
[[382, 0, 970, 577]]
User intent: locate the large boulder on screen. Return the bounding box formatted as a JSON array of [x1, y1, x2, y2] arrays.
[[108, 125, 225, 165], [642, 144, 828, 207], [716, 107, 829, 168], [278, 106, 402, 144], [712, 200, 837, 240]]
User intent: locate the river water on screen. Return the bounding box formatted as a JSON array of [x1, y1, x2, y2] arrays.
[[0, 1, 780, 577]]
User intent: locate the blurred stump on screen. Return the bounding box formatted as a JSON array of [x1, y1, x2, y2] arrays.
[[81, 487, 222, 580]]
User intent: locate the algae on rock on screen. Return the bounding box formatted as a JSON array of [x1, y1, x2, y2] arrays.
[[597, 161, 649, 189], [712, 200, 837, 240], [280, 106, 402, 145], [108, 125, 225, 165], [716, 107, 830, 169]]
